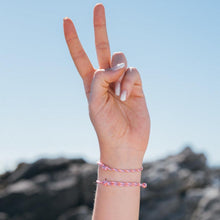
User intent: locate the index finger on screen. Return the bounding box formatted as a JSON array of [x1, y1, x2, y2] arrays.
[[63, 18, 95, 96], [93, 4, 111, 69]]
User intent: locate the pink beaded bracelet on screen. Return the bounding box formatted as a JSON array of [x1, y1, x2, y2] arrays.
[[97, 161, 143, 173], [96, 179, 147, 189]]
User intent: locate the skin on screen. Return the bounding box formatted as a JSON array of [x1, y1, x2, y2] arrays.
[[63, 3, 150, 220]]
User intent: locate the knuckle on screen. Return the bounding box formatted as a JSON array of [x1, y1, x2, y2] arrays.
[[94, 69, 104, 75], [94, 69, 104, 80], [128, 67, 142, 85], [94, 23, 106, 28], [66, 35, 78, 45], [124, 77, 133, 85], [96, 41, 109, 50], [72, 50, 86, 61]]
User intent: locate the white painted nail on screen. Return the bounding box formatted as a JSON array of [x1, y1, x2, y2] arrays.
[[120, 90, 127, 102], [115, 81, 121, 96], [111, 63, 125, 71]]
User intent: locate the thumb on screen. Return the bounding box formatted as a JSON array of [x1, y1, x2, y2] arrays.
[[104, 62, 126, 83], [89, 63, 126, 103]]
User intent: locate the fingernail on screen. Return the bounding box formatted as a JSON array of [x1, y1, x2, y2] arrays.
[[115, 81, 120, 96], [111, 63, 125, 71], [63, 17, 69, 21], [120, 90, 127, 102]]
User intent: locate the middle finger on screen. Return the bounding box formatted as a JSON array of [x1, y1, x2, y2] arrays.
[[93, 3, 111, 69]]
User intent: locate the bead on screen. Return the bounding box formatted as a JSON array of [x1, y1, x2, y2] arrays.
[[141, 183, 147, 188]]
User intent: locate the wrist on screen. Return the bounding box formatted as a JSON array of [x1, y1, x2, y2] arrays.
[[99, 147, 144, 170]]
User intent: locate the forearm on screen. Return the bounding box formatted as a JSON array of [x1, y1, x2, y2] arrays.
[[92, 150, 144, 220]]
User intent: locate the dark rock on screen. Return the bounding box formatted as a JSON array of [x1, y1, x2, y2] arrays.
[[6, 158, 86, 184], [184, 188, 204, 210], [0, 175, 80, 219], [141, 149, 209, 200], [210, 167, 220, 188], [0, 213, 8, 220], [0, 147, 219, 220], [140, 195, 181, 220], [80, 164, 97, 207], [191, 187, 220, 220], [176, 147, 207, 171], [57, 206, 92, 220]]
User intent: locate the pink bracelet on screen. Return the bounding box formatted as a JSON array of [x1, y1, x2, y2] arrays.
[[96, 179, 147, 189], [97, 161, 143, 173]]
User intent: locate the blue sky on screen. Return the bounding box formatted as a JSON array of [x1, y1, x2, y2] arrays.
[[0, 0, 219, 173]]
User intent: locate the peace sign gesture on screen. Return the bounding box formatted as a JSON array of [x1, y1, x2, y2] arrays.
[[63, 3, 150, 168]]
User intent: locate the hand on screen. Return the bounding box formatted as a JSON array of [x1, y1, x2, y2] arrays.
[[63, 3, 150, 168]]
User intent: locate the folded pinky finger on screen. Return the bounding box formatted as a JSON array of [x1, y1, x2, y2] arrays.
[[119, 67, 142, 102]]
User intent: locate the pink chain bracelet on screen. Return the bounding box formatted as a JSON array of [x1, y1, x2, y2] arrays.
[[96, 179, 147, 189], [97, 161, 143, 173]]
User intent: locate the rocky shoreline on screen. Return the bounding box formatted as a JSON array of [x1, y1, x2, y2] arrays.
[[0, 147, 219, 220]]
